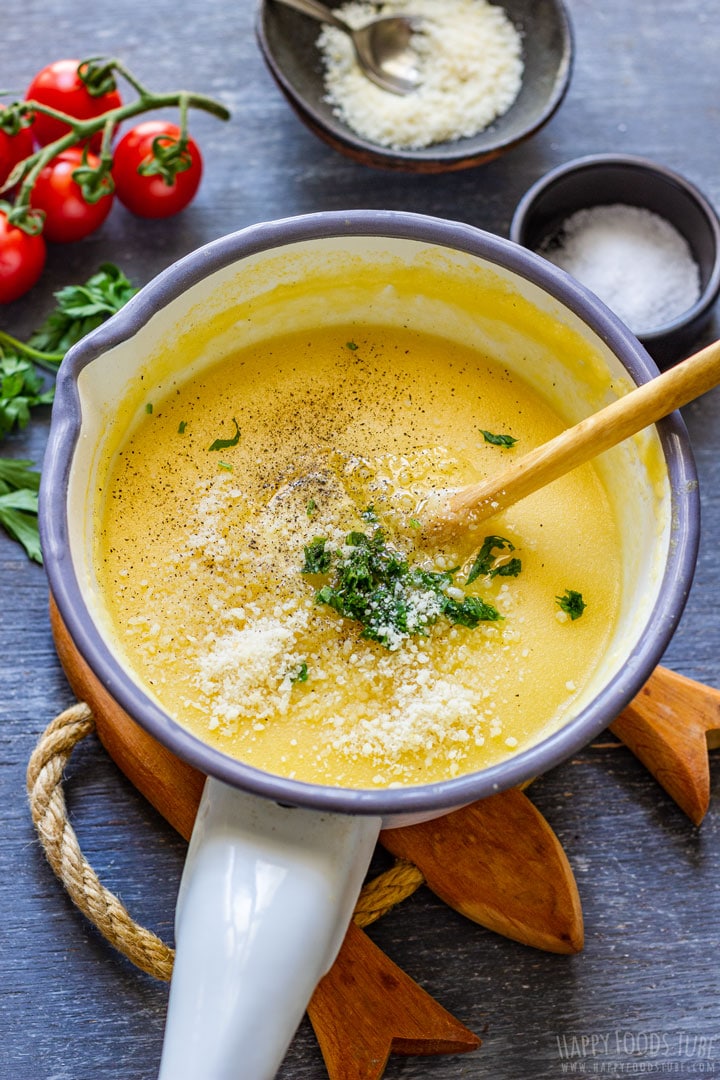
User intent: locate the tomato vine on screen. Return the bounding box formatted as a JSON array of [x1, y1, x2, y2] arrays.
[[0, 57, 230, 237]]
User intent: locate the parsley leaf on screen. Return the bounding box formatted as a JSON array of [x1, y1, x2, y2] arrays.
[[208, 417, 241, 452], [0, 459, 42, 563], [466, 535, 521, 585], [556, 589, 586, 620], [481, 429, 518, 448], [0, 354, 55, 437], [0, 458, 41, 491], [27, 263, 138, 357]]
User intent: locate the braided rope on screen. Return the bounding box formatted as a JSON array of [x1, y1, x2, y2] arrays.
[[353, 859, 424, 928], [26, 704, 424, 981], [27, 704, 175, 980]]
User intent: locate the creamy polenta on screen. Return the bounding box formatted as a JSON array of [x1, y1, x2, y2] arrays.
[[96, 324, 621, 788]]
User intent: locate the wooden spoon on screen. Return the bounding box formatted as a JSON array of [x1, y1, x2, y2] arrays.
[[427, 337, 720, 531]]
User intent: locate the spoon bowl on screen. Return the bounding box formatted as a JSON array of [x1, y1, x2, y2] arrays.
[[273, 0, 423, 94]]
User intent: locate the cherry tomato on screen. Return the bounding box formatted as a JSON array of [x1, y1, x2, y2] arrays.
[[111, 121, 202, 219], [25, 59, 122, 150], [30, 147, 114, 243], [0, 108, 35, 188], [0, 210, 46, 303]]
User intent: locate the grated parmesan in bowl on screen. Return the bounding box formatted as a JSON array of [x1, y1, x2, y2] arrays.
[[317, 0, 524, 150], [257, 0, 573, 170]]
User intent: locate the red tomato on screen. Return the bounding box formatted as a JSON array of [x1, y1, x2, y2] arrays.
[[25, 59, 122, 149], [0, 108, 34, 188], [0, 210, 46, 303], [30, 147, 114, 243], [111, 121, 202, 219]]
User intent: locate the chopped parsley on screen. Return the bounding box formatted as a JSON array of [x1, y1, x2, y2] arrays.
[[290, 661, 309, 684], [346, 340, 359, 351], [302, 527, 502, 649], [306, 499, 317, 517], [178, 420, 187, 434], [556, 589, 586, 620], [302, 537, 333, 575], [466, 535, 522, 586], [208, 417, 240, 452], [481, 429, 518, 448], [145, 402, 153, 414]]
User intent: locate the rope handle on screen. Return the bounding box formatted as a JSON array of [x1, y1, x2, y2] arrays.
[[26, 703, 424, 981]]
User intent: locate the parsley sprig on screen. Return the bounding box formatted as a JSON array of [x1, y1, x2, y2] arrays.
[[26, 263, 138, 356], [0, 458, 41, 563], [0, 355, 55, 438], [0, 264, 138, 562], [302, 527, 502, 649], [0, 263, 137, 385]]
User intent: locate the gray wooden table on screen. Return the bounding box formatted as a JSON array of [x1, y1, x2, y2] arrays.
[[2, 1, 720, 1078]]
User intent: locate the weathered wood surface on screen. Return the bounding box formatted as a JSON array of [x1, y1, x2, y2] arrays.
[[2, 1, 720, 1078]]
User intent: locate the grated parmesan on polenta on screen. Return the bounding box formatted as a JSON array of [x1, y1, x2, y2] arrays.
[[96, 325, 620, 790]]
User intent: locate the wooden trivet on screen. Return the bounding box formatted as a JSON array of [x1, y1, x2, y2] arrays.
[[610, 665, 720, 825], [43, 596, 720, 1079]]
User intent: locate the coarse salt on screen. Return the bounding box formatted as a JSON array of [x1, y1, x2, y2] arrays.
[[317, 0, 523, 150], [538, 203, 701, 334]]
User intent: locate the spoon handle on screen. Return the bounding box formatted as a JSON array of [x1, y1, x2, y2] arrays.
[[272, 0, 349, 32], [449, 337, 720, 520]]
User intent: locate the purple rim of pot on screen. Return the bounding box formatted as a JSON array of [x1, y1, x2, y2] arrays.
[[39, 209, 700, 816]]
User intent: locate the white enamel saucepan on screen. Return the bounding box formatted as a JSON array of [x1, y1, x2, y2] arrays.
[[40, 211, 699, 1079]]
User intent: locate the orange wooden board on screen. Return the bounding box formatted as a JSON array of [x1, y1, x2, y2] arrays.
[[47, 594, 720, 1077]]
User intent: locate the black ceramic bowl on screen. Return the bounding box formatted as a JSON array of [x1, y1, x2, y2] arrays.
[[510, 154, 720, 366], [256, 0, 573, 172]]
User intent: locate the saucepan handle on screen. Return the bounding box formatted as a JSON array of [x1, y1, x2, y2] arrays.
[[158, 777, 382, 1080]]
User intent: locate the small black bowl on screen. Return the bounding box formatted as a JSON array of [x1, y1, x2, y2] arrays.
[[256, 0, 573, 173], [510, 154, 720, 366]]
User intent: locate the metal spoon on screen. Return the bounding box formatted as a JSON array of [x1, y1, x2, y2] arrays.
[[273, 0, 424, 95]]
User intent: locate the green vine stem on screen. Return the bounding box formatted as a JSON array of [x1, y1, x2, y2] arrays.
[[1, 57, 230, 232], [0, 329, 63, 370]]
